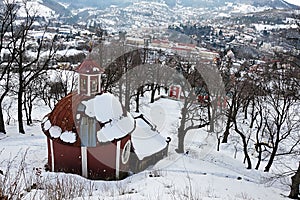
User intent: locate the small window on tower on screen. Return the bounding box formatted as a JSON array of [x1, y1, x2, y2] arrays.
[[91, 79, 98, 93], [80, 77, 87, 92]]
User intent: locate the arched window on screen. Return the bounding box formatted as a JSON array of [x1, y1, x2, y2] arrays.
[[121, 140, 131, 164]]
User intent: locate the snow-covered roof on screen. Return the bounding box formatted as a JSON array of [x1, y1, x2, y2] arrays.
[[76, 58, 104, 74], [42, 116, 77, 144], [82, 93, 135, 142], [56, 49, 84, 57], [41, 92, 89, 145], [131, 117, 168, 160], [42, 92, 136, 145]]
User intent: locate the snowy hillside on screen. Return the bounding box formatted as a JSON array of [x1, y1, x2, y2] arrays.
[[52, 0, 299, 9], [0, 93, 292, 200], [6, 0, 298, 33], [5, 0, 56, 18], [0, 0, 71, 18]]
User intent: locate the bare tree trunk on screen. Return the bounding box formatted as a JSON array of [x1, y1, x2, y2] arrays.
[[124, 70, 130, 111], [234, 122, 252, 169], [28, 102, 33, 125], [209, 104, 215, 132], [289, 162, 300, 199], [0, 92, 9, 134], [241, 133, 252, 169], [157, 85, 161, 95], [217, 137, 221, 151], [264, 142, 278, 172], [249, 100, 257, 129], [23, 92, 30, 125], [141, 86, 144, 97], [150, 83, 156, 103], [176, 105, 188, 153], [243, 99, 250, 120], [222, 96, 234, 143], [255, 144, 262, 170], [0, 104, 6, 134], [18, 87, 25, 134], [254, 103, 264, 170], [222, 118, 231, 143], [135, 88, 140, 113], [207, 101, 211, 127], [24, 99, 30, 126], [4, 100, 13, 126], [176, 127, 186, 153], [24, 96, 33, 125]]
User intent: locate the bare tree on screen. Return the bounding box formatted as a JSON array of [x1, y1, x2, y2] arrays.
[[23, 76, 46, 125], [176, 88, 210, 153], [253, 100, 268, 170], [0, 0, 17, 133], [261, 63, 300, 172], [3, 99, 13, 125], [8, 0, 58, 133], [174, 62, 210, 153], [229, 81, 253, 169]]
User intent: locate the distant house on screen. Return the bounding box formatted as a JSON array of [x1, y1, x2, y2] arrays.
[[169, 85, 181, 99], [41, 57, 170, 180]]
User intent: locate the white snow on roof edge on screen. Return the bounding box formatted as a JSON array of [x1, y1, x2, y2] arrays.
[[43, 120, 52, 131], [60, 131, 76, 143], [49, 126, 62, 138], [82, 93, 124, 122]]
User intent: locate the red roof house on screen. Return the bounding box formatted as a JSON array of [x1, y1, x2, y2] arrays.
[[41, 58, 170, 180]]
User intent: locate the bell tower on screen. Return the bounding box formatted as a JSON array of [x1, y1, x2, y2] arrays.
[[76, 59, 104, 96]]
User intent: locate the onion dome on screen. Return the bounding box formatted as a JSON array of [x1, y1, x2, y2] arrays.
[[41, 92, 90, 146]]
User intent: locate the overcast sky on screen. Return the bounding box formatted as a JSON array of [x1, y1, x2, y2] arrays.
[[284, 0, 300, 6]]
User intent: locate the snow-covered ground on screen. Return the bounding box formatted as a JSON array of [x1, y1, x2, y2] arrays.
[[0, 93, 291, 200]]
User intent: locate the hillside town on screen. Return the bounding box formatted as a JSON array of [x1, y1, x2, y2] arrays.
[[0, 0, 299, 199]]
